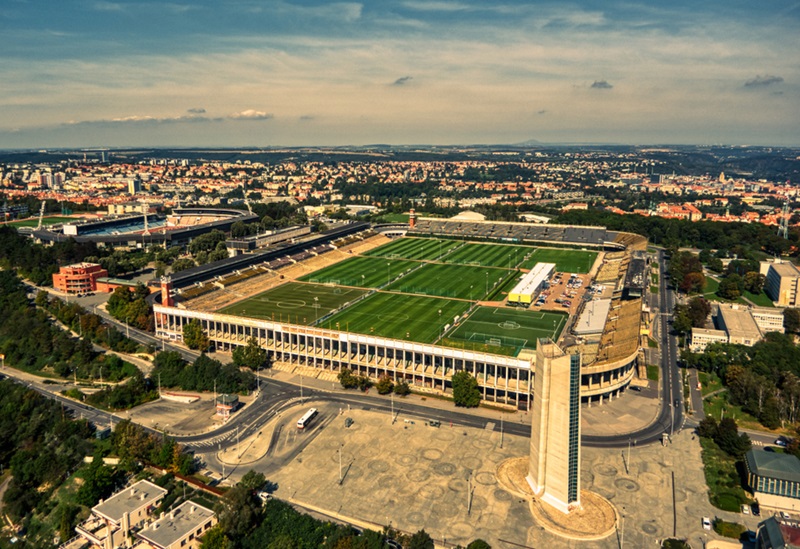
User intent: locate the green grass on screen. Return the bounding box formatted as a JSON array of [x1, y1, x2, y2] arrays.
[[217, 282, 369, 325], [698, 371, 723, 397], [299, 256, 418, 288], [366, 237, 460, 261], [486, 273, 522, 301], [699, 437, 750, 512], [646, 364, 659, 381], [520, 248, 597, 274], [647, 337, 659, 349], [386, 263, 513, 300], [440, 243, 534, 268], [651, 272, 659, 284], [446, 307, 567, 355], [376, 213, 410, 223], [6, 216, 76, 227], [325, 293, 471, 343], [703, 277, 720, 294], [703, 392, 762, 430], [744, 290, 774, 307], [650, 285, 659, 294]]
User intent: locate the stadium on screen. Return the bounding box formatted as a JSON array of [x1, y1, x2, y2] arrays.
[[153, 214, 649, 409], [29, 207, 258, 248]]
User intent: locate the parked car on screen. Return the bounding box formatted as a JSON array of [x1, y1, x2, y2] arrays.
[[702, 517, 711, 530], [742, 504, 750, 515], [775, 437, 789, 448]]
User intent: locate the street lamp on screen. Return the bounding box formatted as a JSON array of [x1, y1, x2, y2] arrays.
[[485, 272, 488, 296], [387, 263, 391, 285]]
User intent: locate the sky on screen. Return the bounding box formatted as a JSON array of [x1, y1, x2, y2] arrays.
[[1, 0, 798, 148]]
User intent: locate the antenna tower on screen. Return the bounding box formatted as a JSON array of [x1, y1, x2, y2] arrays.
[[36, 202, 46, 230], [779, 200, 790, 239]]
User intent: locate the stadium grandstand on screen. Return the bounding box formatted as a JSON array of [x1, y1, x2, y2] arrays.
[[30, 207, 258, 247], [154, 216, 648, 408]]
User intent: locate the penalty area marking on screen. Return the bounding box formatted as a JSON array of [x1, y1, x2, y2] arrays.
[[378, 313, 411, 322], [276, 299, 307, 309]]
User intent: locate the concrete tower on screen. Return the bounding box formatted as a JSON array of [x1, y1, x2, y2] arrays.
[[409, 208, 417, 229], [527, 339, 582, 514]]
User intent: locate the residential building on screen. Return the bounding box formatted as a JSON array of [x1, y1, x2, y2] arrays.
[[52, 263, 109, 295], [765, 262, 800, 307], [689, 328, 728, 352], [745, 449, 800, 511], [527, 340, 582, 514], [717, 304, 763, 346], [76, 479, 168, 549], [133, 501, 216, 549]]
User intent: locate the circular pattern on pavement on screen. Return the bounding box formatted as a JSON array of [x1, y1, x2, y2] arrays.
[[486, 451, 506, 464], [472, 439, 494, 450], [613, 478, 640, 492], [448, 478, 468, 492], [581, 471, 595, 487], [433, 430, 457, 442], [594, 464, 618, 476], [462, 456, 483, 470], [433, 462, 456, 476], [447, 522, 475, 539], [421, 448, 443, 461], [493, 488, 512, 501], [418, 485, 446, 500], [394, 454, 417, 467], [368, 459, 390, 473], [407, 469, 431, 482], [406, 512, 425, 525], [475, 472, 497, 486], [641, 522, 660, 536]]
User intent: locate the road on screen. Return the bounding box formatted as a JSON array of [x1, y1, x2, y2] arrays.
[[582, 248, 683, 447]]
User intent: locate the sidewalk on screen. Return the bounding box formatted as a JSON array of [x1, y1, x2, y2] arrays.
[[265, 363, 663, 438]]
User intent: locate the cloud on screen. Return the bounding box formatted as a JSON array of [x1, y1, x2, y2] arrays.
[[187, 107, 206, 114], [92, 1, 125, 12], [228, 109, 274, 121], [401, 1, 470, 12], [62, 113, 218, 126], [744, 75, 784, 87], [299, 115, 315, 121], [393, 76, 413, 86], [537, 110, 547, 115], [590, 80, 613, 89]]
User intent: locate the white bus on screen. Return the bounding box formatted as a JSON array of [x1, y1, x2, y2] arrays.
[[296, 408, 318, 430]]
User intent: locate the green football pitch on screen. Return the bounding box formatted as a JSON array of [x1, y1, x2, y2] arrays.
[[217, 282, 368, 325], [298, 256, 418, 288], [386, 263, 514, 300], [365, 237, 459, 261], [445, 307, 568, 354], [520, 248, 597, 274], [441, 243, 534, 268], [324, 292, 472, 343], [6, 216, 76, 228]]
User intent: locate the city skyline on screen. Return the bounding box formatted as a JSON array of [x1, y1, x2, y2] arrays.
[[1, 0, 798, 148]]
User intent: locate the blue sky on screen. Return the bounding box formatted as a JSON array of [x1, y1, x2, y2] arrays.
[[1, 0, 798, 148]]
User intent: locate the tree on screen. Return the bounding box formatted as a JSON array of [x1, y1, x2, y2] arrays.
[[466, 541, 492, 549], [784, 308, 800, 333], [714, 417, 752, 458], [680, 272, 706, 294], [232, 337, 269, 371], [338, 368, 360, 389], [452, 371, 481, 408], [201, 525, 231, 549], [375, 376, 394, 395], [183, 319, 209, 351], [687, 297, 711, 328], [394, 380, 411, 396], [744, 272, 766, 294], [671, 304, 693, 335], [407, 530, 434, 549], [240, 470, 266, 492], [717, 274, 744, 300]]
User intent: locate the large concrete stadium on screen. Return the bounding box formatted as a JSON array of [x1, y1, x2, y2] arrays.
[[154, 216, 649, 409], [29, 207, 258, 248]]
